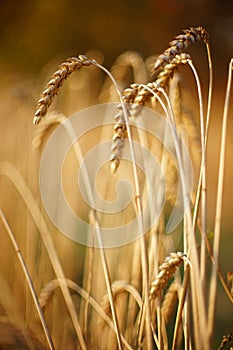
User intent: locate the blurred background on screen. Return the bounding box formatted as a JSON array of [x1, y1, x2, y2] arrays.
[[0, 0, 232, 348], [1, 0, 233, 75]]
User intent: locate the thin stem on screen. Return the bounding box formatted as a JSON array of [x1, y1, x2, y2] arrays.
[[208, 58, 233, 337], [172, 266, 190, 350], [158, 86, 209, 349], [205, 42, 213, 145], [53, 115, 123, 350], [0, 209, 55, 350], [192, 42, 213, 230], [141, 83, 209, 349], [94, 61, 153, 350], [187, 60, 207, 287], [199, 223, 233, 304]]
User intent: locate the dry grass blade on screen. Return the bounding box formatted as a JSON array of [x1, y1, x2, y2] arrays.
[[150, 252, 188, 299], [34, 54, 94, 124], [152, 26, 209, 78], [0, 161, 86, 350]]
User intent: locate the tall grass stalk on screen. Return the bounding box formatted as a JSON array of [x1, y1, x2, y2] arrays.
[[142, 83, 209, 348], [186, 59, 207, 286], [208, 58, 233, 338]]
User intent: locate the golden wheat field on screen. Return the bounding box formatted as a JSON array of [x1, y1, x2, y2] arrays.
[[0, 3, 233, 349]]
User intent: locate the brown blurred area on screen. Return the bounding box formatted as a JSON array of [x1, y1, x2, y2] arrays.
[[0, 1, 232, 348], [0, 0, 233, 75]]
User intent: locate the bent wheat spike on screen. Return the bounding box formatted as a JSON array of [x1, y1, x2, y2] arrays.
[[111, 53, 191, 173], [152, 26, 208, 78], [34, 55, 93, 124], [150, 252, 187, 299]]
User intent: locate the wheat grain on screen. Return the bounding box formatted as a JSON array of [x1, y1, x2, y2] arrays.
[[150, 252, 187, 299], [217, 334, 233, 350], [152, 26, 208, 78]]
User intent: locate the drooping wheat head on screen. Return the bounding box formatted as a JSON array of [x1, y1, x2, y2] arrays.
[[34, 55, 94, 124], [152, 26, 208, 78], [150, 252, 188, 299], [110, 53, 191, 173]]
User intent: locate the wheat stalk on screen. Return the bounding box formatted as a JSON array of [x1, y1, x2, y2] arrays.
[[94, 61, 154, 349], [99, 50, 147, 102], [34, 61, 127, 348], [208, 58, 233, 338]]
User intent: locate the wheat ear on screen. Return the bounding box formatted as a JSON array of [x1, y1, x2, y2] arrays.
[[34, 55, 93, 124], [150, 253, 187, 299], [152, 26, 208, 78], [111, 53, 190, 173]]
